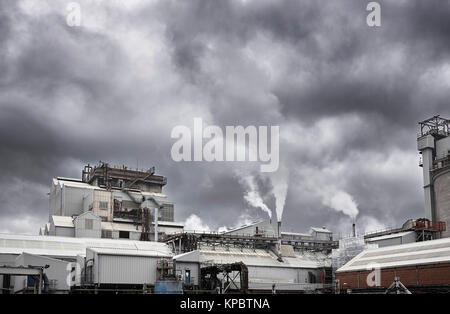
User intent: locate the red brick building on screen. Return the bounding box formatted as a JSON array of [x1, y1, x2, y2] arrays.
[[336, 237, 450, 293]]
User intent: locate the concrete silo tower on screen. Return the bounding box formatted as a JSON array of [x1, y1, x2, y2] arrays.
[[417, 116, 450, 237]]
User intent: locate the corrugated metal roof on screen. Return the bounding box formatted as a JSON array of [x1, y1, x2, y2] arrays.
[[87, 247, 171, 257], [0, 233, 172, 258], [174, 245, 329, 269], [51, 215, 74, 228], [310, 227, 332, 233], [54, 178, 103, 190], [221, 221, 265, 234], [337, 237, 450, 272], [366, 231, 415, 242]]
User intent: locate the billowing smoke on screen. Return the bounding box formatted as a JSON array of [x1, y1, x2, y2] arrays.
[[183, 214, 211, 232], [270, 166, 289, 222], [240, 175, 272, 219], [235, 167, 290, 223], [322, 190, 359, 219]]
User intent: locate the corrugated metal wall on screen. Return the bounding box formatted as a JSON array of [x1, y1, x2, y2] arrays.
[[55, 227, 75, 238], [63, 186, 92, 217], [74, 213, 101, 238], [49, 183, 63, 218], [96, 255, 159, 285]]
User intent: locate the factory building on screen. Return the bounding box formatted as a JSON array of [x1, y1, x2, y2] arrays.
[[83, 246, 172, 288], [41, 162, 184, 241], [335, 237, 450, 293], [174, 245, 331, 293], [1, 161, 339, 294], [5, 114, 450, 295], [365, 231, 416, 248], [165, 221, 336, 293], [222, 221, 333, 243], [0, 233, 173, 294], [13, 253, 71, 294], [418, 116, 450, 237]]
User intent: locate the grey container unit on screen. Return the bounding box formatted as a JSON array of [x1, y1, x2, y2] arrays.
[[86, 245, 172, 286]]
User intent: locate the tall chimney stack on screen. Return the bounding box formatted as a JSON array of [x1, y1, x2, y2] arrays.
[[352, 222, 356, 237], [277, 220, 282, 257]]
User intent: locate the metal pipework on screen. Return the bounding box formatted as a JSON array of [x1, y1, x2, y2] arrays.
[[154, 205, 158, 242], [143, 195, 163, 242]]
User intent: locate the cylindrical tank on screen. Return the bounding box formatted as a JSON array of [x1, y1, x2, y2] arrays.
[[433, 168, 450, 238]]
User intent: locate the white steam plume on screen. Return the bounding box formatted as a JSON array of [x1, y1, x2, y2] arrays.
[[183, 214, 211, 232], [270, 166, 289, 222], [241, 175, 272, 219], [322, 189, 359, 219]]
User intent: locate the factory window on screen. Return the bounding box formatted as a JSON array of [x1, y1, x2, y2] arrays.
[[99, 201, 109, 210], [185, 270, 191, 284], [85, 219, 93, 230], [119, 231, 130, 239]]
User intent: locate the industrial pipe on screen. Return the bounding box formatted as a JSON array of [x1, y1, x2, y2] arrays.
[[154, 206, 158, 242]]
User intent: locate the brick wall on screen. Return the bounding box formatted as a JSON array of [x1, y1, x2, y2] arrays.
[[336, 262, 450, 290]]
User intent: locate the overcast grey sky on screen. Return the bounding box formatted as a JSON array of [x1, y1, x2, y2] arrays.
[[1, 0, 450, 237]]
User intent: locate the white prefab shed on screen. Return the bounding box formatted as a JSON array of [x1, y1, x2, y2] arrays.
[[86, 244, 172, 285]]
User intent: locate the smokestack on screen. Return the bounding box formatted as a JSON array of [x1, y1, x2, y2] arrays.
[[352, 222, 356, 237], [277, 220, 282, 257]]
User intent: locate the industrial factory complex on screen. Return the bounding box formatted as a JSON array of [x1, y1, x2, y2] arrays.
[[1, 116, 450, 294]]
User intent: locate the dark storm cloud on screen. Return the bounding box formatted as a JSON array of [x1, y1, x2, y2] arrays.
[[1, 0, 449, 235]]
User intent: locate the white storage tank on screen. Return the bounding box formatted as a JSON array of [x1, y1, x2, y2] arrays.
[[433, 169, 450, 238]]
